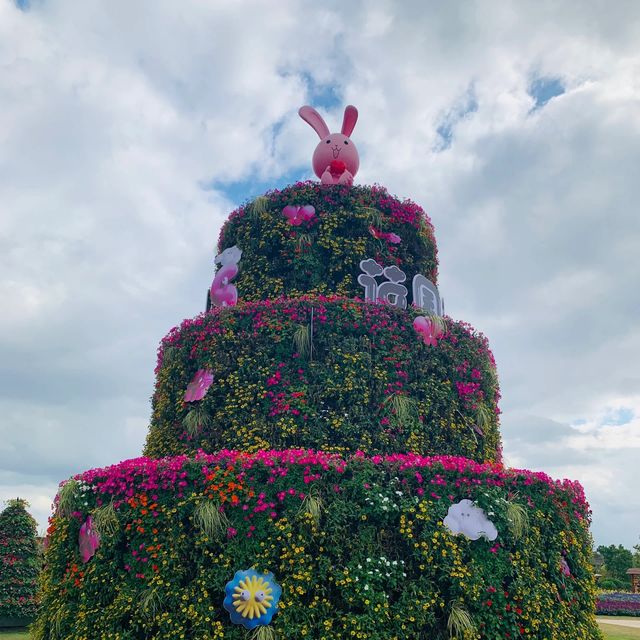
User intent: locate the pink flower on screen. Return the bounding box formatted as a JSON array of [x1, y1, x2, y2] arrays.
[[184, 369, 214, 402], [413, 316, 442, 346]]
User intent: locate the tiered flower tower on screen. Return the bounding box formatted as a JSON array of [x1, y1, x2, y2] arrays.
[[35, 107, 602, 639]]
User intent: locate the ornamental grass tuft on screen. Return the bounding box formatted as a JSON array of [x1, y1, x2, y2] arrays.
[[193, 499, 230, 541], [505, 498, 530, 541], [92, 501, 119, 537], [447, 601, 476, 639]]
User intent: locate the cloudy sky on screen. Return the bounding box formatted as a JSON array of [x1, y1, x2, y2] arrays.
[[1, 0, 639, 548]]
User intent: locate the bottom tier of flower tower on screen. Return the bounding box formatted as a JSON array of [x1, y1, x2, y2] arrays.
[[35, 450, 602, 640]]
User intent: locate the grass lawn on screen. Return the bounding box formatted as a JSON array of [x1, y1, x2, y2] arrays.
[[600, 622, 640, 640], [1, 620, 638, 639]]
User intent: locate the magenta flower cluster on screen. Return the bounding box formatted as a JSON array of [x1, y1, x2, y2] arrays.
[[69, 449, 588, 516]]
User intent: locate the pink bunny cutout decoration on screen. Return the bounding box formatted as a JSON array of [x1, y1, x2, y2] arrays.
[[299, 104, 359, 186], [210, 245, 242, 308]]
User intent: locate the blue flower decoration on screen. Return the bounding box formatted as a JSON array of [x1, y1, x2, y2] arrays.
[[223, 569, 282, 629]]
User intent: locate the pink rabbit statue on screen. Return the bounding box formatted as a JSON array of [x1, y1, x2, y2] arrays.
[[299, 105, 359, 186]]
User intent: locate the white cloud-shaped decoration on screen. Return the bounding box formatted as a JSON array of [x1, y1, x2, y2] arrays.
[[443, 499, 498, 541]]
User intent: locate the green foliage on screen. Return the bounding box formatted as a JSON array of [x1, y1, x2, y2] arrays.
[[475, 403, 491, 434], [598, 545, 634, 583], [294, 233, 313, 251], [599, 578, 630, 591], [362, 206, 385, 230], [0, 499, 40, 620], [145, 298, 502, 462], [249, 195, 269, 216]]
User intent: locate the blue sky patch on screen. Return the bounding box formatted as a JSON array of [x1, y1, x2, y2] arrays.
[[600, 406, 635, 427], [434, 87, 478, 151], [14, 0, 30, 10], [300, 72, 342, 111], [529, 77, 565, 110], [210, 168, 309, 206]]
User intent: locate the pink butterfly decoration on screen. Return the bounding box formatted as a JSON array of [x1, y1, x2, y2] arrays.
[[369, 226, 401, 244], [79, 516, 100, 563], [282, 205, 316, 226], [184, 369, 214, 402], [413, 316, 442, 346]]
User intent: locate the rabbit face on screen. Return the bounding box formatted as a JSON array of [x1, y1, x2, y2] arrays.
[[299, 105, 360, 181], [312, 134, 359, 179]]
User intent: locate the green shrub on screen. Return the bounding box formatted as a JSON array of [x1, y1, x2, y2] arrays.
[[598, 578, 629, 591], [0, 499, 40, 620]]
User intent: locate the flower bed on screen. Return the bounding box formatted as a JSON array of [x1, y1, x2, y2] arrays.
[[145, 297, 501, 462], [596, 591, 640, 616], [34, 451, 600, 640]]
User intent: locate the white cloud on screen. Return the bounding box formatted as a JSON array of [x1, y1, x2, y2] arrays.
[[1, 0, 639, 547]]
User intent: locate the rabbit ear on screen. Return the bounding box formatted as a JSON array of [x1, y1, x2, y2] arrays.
[[341, 105, 358, 137], [298, 105, 330, 139]]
